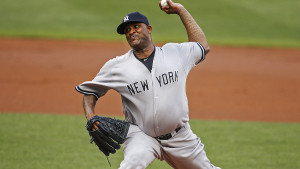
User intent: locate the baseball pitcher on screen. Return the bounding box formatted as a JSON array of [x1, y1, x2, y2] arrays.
[[76, 0, 221, 168]]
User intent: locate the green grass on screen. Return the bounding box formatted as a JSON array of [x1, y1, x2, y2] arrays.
[[0, 113, 299, 169], [0, 0, 299, 48]]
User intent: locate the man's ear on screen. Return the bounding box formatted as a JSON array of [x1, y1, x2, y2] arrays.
[[147, 25, 152, 33]]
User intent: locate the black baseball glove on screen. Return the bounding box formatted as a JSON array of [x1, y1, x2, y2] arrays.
[[86, 115, 130, 157]]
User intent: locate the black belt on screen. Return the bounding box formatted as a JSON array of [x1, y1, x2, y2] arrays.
[[155, 127, 182, 140]]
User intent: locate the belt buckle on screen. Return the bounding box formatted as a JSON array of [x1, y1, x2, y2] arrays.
[[155, 127, 182, 140], [158, 133, 171, 140]]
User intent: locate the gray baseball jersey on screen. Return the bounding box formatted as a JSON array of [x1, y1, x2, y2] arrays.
[[76, 42, 205, 137]]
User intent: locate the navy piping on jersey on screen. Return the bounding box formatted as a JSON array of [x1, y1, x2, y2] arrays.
[[75, 86, 100, 100], [196, 42, 206, 63]]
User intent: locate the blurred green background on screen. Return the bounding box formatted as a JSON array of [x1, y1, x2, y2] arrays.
[[0, 0, 299, 48]]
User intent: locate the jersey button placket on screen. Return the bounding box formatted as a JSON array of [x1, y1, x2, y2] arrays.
[[151, 66, 159, 135]]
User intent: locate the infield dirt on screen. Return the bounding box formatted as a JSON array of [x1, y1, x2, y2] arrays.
[[0, 38, 299, 122]]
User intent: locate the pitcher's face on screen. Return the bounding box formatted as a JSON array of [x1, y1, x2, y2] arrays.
[[124, 23, 152, 50]]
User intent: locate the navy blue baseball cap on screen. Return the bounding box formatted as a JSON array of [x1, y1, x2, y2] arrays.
[[117, 12, 150, 34]]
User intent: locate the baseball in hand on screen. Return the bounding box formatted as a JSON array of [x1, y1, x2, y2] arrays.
[[160, 0, 172, 8]]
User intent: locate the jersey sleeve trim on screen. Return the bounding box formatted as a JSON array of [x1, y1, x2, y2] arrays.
[[75, 86, 100, 100], [196, 42, 206, 63]]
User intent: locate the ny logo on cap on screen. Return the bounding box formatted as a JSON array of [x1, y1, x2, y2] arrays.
[[124, 16, 129, 22]]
